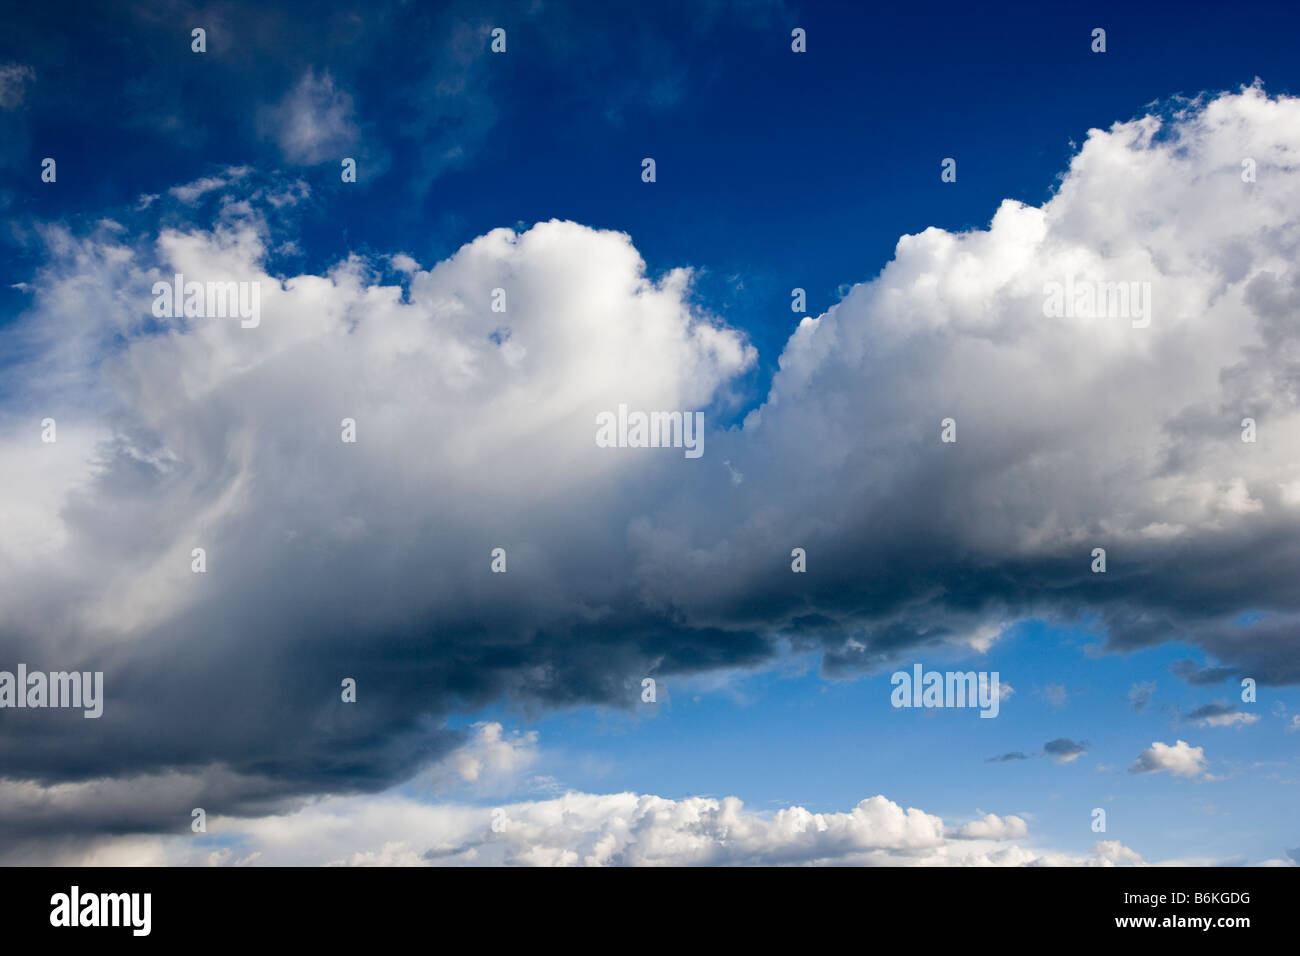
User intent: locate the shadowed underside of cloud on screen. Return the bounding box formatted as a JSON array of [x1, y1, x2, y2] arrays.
[[1186, 701, 1260, 727], [1044, 738, 1089, 763], [2, 86, 1300, 836]]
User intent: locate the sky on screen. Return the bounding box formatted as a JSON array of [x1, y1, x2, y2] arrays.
[[0, 0, 1298, 866]]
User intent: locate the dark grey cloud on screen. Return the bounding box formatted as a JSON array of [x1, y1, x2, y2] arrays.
[[1186, 702, 1235, 721], [1043, 738, 1089, 762], [1171, 659, 1239, 686], [987, 752, 1028, 763]]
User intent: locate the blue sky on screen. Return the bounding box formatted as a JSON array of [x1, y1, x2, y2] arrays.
[[478, 624, 1300, 864], [2, 0, 1299, 866], [8, 0, 1300, 393]]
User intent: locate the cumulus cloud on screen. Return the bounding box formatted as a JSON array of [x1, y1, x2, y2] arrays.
[[0, 196, 758, 819], [1129, 740, 1208, 777], [647, 85, 1300, 689], [426, 722, 539, 795], [3, 86, 1300, 841], [0, 787, 1139, 868], [951, 812, 1029, 840]]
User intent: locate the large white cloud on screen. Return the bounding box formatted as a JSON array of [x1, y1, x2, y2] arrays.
[[0, 189, 760, 817], [1, 209, 755, 646], [628, 83, 1300, 680], [0, 784, 1140, 868]]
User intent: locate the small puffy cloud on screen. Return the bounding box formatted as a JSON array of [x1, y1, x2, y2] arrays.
[[951, 812, 1028, 840], [1129, 740, 1207, 778], [960, 621, 1007, 653], [1186, 702, 1260, 728], [1044, 738, 1089, 763]]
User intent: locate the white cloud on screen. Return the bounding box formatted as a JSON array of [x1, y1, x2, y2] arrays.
[[627, 84, 1300, 684], [0, 212, 755, 643], [168, 166, 252, 204], [259, 69, 358, 164], [5, 788, 1146, 868], [1198, 711, 1259, 728], [951, 812, 1029, 840], [426, 722, 539, 795], [3, 86, 1300, 844], [1129, 740, 1208, 778], [961, 621, 1007, 653]]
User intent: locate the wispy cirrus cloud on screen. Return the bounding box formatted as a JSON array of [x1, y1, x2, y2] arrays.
[[0, 63, 34, 109]]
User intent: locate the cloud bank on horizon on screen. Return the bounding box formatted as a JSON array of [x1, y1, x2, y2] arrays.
[[2, 85, 1299, 862]]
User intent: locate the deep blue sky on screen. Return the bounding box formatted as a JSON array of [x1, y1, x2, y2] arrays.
[[5, 0, 1299, 409]]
